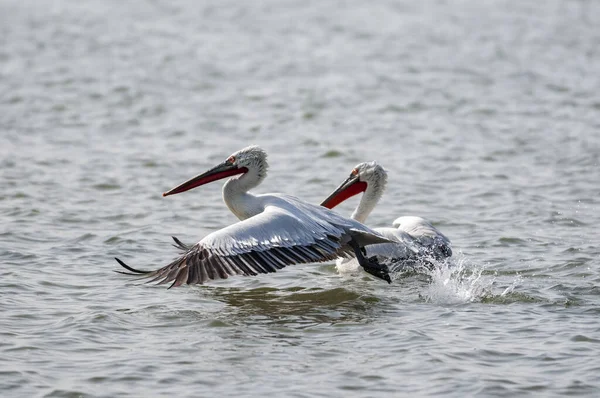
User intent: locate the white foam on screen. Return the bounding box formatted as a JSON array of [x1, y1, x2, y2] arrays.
[[423, 253, 497, 304]]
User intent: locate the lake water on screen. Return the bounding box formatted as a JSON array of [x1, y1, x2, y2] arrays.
[[2, 0, 600, 396]]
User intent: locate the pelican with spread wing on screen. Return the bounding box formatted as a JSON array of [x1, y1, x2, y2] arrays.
[[116, 146, 394, 287], [320, 161, 452, 273]]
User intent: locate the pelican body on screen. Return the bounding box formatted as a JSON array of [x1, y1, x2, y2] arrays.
[[320, 161, 452, 273], [116, 146, 393, 287]]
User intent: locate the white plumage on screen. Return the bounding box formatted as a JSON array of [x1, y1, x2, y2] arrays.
[[320, 161, 452, 274], [116, 146, 393, 287]]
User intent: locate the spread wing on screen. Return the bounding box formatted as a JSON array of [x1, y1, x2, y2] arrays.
[[393, 216, 452, 258], [363, 227, 421, 260], [116, 204, 358, 288]]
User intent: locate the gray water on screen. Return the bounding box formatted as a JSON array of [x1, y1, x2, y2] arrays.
[[2, 0, 600, 396]]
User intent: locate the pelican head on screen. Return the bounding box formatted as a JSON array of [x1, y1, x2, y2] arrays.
[[321, 161, 388, 209], [163, 145, 268, 197]]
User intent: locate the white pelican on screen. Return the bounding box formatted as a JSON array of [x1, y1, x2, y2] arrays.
[[320, 161, 452, 273], [116, 146, 394, 287]]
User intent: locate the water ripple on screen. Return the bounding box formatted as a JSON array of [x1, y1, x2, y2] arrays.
[[2, 0, 600, 396]]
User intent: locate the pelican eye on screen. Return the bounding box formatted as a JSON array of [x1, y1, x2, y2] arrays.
[[351, 168, 359, 176], [227, 156, 236, 164]]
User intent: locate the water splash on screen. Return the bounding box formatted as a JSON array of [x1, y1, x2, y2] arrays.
[[422, 253, 521, 304]]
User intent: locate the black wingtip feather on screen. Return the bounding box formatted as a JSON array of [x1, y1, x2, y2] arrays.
[[113, 270, 140, 276], [115, 257, 152, 274], [171, 236, 190, 251]]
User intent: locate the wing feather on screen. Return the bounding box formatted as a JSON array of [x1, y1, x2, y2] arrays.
[[115, 202, 373, 287], [199, 259, 210, 284], [172, 265, 189, 288], [210, 257, 229, 280], [255, 251, 284, 270], [187, 259, 199, 285], [393, 216, 452, 259]]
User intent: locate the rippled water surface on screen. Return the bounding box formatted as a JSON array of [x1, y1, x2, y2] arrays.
[[2, 0, 600, 396]]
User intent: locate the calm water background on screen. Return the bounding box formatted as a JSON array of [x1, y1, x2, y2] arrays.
[[2, 0, 600, 396]]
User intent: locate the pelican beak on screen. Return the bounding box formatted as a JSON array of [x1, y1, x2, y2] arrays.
[[320, 173, 367, 209], [163, 161, 248, 197]]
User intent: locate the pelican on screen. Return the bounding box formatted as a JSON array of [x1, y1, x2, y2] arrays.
[[115, 146, 394, 287], [320, 161, 452, 273]]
